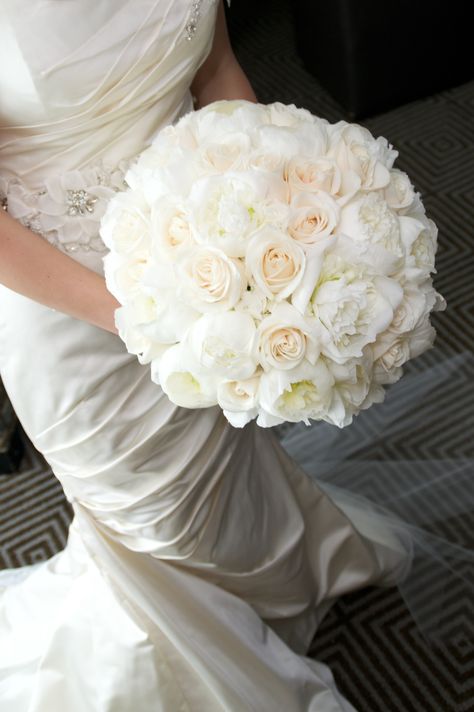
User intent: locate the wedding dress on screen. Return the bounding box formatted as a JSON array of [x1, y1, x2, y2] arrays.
[[0, 2, 473, 710]]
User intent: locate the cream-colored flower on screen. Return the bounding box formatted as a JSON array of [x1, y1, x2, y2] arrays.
[[288, 191, 340, 250], [338, 191, 403, 257], [245, 226, 306, 301], [257, 301, 319, 371], [187, 311, 258, 380], [259, 358, 334, 425], [188, 170, 287, 258], [285, 157, 342, 196], [328, 122, 397, 193], [384, 169, 415, 209], [175, 245, 246, 312]]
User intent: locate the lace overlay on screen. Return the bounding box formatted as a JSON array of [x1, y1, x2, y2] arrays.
[[0, 160, 132, 255]]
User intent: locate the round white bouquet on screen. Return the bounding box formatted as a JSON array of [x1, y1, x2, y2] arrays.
[[100, 99, 446, 428]]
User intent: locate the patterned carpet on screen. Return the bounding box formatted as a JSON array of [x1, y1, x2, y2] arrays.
[[1, 1, 473, 710]]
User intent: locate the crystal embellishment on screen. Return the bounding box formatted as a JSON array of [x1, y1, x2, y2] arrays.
[[66, 189, 98, 216], [184, 1, 203, 41]]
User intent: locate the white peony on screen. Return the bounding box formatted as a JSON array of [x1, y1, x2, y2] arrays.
[[187, 311, 258, 380], [153, 342, 219, 408], [293, 237, 403, 364], [338, 191, 404, 258], [259, 358, 334, 425]]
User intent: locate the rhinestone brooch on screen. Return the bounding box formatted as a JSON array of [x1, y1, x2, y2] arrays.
[[66, 189, 98, 216]]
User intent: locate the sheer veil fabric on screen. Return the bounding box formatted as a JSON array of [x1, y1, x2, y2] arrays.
[[0, 2, 473, 710]]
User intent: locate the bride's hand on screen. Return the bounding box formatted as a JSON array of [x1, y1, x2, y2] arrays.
[[0, 210, 120, 335]]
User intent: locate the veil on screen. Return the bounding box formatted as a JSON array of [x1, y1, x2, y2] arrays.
[[275, 347, 474, 651]]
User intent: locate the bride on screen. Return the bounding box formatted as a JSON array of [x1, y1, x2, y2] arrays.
[[1, 2, 473, 710]]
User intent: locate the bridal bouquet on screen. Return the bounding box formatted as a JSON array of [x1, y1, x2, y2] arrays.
[[100, 100, 445, 428]]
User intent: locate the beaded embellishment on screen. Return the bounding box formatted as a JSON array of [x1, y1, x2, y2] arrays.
[[184, 0, 231, 41], [0, 160, 131, 255]]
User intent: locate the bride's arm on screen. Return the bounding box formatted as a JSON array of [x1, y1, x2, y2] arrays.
[[0, 210, 120, 334], [190, 0, 258, 107]]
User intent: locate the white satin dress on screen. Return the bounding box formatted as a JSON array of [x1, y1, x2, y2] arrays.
[[0, 2, 415, 710]]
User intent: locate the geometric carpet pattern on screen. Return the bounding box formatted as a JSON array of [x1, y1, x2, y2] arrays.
[[1, 1, 473, 709]]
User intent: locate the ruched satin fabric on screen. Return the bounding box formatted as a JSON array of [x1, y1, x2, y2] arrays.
[[0, 3, 414, 709]]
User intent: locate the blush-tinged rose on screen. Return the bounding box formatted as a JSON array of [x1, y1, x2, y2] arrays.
[[285, 157, 342, 196], [197, 131, 252, 173], [175, 245, 246, 312], [288, 191, 340, 250], [245, 226, 306, 301], [257, 301, 319, 371]]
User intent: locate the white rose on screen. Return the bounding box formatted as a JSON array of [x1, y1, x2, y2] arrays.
[[100, 191, 151, 258], [259, 358, 334, 425], [293, 237, 403, 364], [217, 374, 261, 427], [374, 335, 411, 372], [188, 170, 288, 258], [245, 226, 306, 301], [288, 191, 340, 250], [175, 245, 246, 312], [338, 191, 403, 258], [103, 251, 149, 304], [150, 194, 195, 262], [384, 169, 415, 210], [153, 342, 218, 408], [197, 131, 252, 173], [257, 301, 319, 371], [328, 122, 397, 192], [285, 157, 342, 196], [387, 279, 442, 336], [187, 311, 258, 380]]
